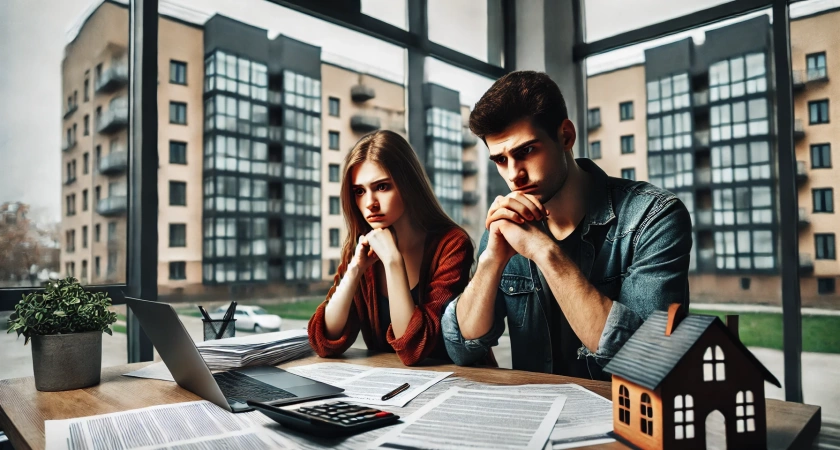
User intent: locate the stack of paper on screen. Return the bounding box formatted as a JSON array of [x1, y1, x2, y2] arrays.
[[195, 329, 312, 370]]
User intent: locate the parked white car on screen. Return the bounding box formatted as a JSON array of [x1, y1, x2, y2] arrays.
[[212, 305, 281, 333]]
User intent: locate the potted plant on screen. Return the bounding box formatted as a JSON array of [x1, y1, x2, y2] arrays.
[[6, 276, 117, 391]]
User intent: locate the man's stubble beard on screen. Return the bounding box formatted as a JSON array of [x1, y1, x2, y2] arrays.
[[535, 153, 569, 205]]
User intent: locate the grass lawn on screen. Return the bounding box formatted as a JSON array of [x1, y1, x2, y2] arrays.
[[691, 309, 840, 354], [112, 324, 126, 334]]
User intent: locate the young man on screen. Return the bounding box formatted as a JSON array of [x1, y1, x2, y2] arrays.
[[441, 71, 692, 379]]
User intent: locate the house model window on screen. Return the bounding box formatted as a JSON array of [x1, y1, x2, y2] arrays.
[[703, 345, 726, 381], [640, 393, 654, 435], [674, 394, 695, 440], [736, 390, 756, 433], [618, 385, 631, 424]]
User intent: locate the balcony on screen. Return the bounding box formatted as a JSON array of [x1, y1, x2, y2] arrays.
[[796, 160, 808, 183], [95, 63, 129, 94], [64, 176, 77, 186], [62, 140, 77, 153], [798, 207, 809, 227], [694, 129, 710, 148], [350, 114, 381, 133], [696, 209, 713, 227], [693, 90, 709, 108], [351, 84, 376, 102], [800, 253, 814, 274], [696, 167, 711, 186], [462, 191, 479, 205], [97, 107, 128, 134], [794, 119, 805, 140], [462, 160, 478, 175], [268, 90, 283, 106], [269, 238, 283, 257], [268, 162, 282, 178], [792, 70, 807, 90], [63, 104, 78, 119], [99, 150, 127, 175], [97, 196, 127, 217], [269, 125, 283, 142], [268, 199, 283, 214], [462, 129, 478, 147]]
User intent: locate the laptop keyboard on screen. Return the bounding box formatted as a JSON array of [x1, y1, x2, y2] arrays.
[[213, 371, 297, 404]]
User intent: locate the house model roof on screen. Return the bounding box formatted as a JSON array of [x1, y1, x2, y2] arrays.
[[604, 310, 782, 391]]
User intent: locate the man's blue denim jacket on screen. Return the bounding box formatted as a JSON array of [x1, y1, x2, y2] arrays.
[[442, 158, 693, 376]]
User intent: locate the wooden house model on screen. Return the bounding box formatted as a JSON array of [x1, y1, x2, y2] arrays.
[[603, 304, 781, 450]]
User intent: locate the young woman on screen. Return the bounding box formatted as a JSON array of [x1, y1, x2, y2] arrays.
[[308, 130, 474, 366]]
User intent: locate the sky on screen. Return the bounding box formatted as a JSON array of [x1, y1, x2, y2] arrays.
[[1, 0, 837, 223]]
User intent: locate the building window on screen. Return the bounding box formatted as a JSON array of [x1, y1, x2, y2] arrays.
[[169, 223, 187, 247], [674, 394, 695, 440], [618, 385, 631, 425], [84, 115, 90, 136], [620, 101, 634, 121], [170, 60, 187, 85], [169, 101, 187, 125], [329, 164, 340, 182], [620, 135, 634, 154], [818, 278, 836, 295], [813, 188, 834, 213], [94, 256, 100, 277], [816, 234, 836, 260], [107, 250, 117, 275], [640, 393, 653, 436], [328, 97, 340, 117], [66, 194, 76, 216], [735, 390, 756, 433], [108, 221, 117, 242], [590, 141, 601, 160], [84, 76, 90, 102], [703, 345, 725, 381], [621, 168, 636, 181], [811, 144, 831, 169], [329, 228, 340, 247], [806, 52, 827, 80], [170, 141, 187, 164], [82, 189, 88, 212], [329, 131, 340, 150], [169, 262, 187, 280], [741, 277, 751, 290], [329, 196, 340, 215], [170, 181, 187, 206], [94, 185, 101, 203], [329, 259, 340, 275], [83, 152, 89, 174], [94, 224, 101, 242], [809, 100, 829, 125], [82, 226, 88, 249], [66, 229, 76, 253], [588, 108, 601, 127]]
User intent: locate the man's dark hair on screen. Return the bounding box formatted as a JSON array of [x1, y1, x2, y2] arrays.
[[469, 71, 568, 141]]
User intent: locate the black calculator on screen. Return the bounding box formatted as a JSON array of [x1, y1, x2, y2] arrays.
[[247, 400, 401, 437]]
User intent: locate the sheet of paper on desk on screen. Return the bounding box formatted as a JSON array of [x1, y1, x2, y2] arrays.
[[124, 361, 175, 382], [44, 400, 298, 450], [285, 362, 452, 407], [458, 382, 615, 449], [370, 387, 566, 450]]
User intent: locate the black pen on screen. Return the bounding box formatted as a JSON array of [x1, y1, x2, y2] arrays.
[[381, 383, 410, 401], [216, 301, 237, 339], [198, 305, 218, 335]]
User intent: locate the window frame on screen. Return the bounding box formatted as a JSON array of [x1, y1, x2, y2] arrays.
[[169, 140, 187, 165], [620, 134, 635, 154], [328, 130, 340, 150], [169, 101, 187, 125], [813, 188, 834, 213], [170, 181, 187, 206], [815, 233, 836, 260], [808, 99, 829, 125], [169, 59, 187, 85], [621, 168, 636, 181], [619, 101, 634, 121], [590, 140, 601, 159], [811, 143, 831, 169], [169, 223, 187, 248], [328, 96, 340, 117]]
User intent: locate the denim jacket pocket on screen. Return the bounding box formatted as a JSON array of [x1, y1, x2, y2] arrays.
[[592, 274, 624, 300], [499, 275, 534, 328]]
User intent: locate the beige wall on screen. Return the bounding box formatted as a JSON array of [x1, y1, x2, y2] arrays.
[[156, 17, 205, 295], [791, 10, 840, 301], [320, 63, 406, 280], [61, 2, 130, 285], [586, 64, 649, 181]]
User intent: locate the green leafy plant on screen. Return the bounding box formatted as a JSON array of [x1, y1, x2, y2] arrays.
[[7, 277, 117, 344]]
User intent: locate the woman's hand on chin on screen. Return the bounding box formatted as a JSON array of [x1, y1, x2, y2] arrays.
[[365, 228, 402, 266], [349, 235, 380, 273]]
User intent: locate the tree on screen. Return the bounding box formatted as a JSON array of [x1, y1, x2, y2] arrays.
[[0, 203, 42, 285]]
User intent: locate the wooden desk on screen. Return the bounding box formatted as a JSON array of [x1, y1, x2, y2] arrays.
[[0, 349, 821, 450]]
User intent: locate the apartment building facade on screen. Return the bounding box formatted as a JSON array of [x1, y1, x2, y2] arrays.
[[587, 12, 839, 306], [61, 0, 486, 296]]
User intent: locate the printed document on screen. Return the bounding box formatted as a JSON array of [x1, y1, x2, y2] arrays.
[[370, 387, 566, 450]]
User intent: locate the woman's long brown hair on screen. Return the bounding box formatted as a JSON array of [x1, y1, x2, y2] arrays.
[[338, 130, 464, 269]]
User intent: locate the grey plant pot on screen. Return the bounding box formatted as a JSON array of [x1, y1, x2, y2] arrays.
[[31, 331, 102, 392]]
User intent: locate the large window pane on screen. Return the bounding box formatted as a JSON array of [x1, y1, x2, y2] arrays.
[[361, 0, 407, 30], [584, 0, 735, 42], [1, 0, 130, 379], [428, 0, 504, 66]]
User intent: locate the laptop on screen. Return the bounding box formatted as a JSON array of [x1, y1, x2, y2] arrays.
[[126, 297, 344, 413]]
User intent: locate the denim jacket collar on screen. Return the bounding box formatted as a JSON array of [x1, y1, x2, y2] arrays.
[[576, 158, 617, 238]]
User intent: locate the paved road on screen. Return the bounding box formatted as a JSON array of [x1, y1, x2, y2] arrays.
[[1, 310, 837, 423]]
